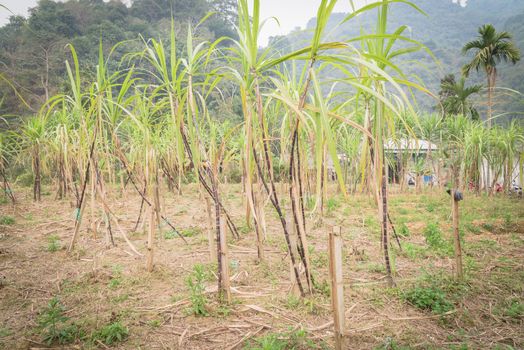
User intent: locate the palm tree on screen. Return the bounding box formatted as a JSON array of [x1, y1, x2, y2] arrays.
[[439, 74, 482, 119], [462, 24, 521, 127]]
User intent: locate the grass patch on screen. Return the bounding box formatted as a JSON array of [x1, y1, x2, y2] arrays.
[[244, 328, 325, 350], [46, 235, 61, 252], [495, 298, 523, 321], [423, 223, 453, 256], [0, 215, 15, 225], [401, 242, 427, 260], [91, 321, 128, 346]]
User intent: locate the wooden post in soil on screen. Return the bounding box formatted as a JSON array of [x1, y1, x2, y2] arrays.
[[452, 190, 463, 279], [205, 196, 216, 262], [219, 212, 231, 303], [329, 226, 346, 350]]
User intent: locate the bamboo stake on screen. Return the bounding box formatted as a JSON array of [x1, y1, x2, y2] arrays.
[[328, 226, 346, 350]]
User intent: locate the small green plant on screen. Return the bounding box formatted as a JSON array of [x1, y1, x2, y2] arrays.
[[108, 265, 123, 289], [310, 246, 328, 269], [464, 223, 481, 234], [46, 235, 61, 252], [426, 201, 436, 213], [181, 227, 202, 237], [326, 197, 339, 214], [402, 285, 454, 314], [164, 230, 177, 239], [313, 278, 330, 297], [397, 208, 409, 215], [496, 299, 523, 320], [374, 337, 412, 350], [186, 264, 208, 316], [423, 223, 452, 256], [91, 321, 128, 345], [481, 222, 495, 232], [147, 319, 161, 328], [402, 243, 426, 260], [398, 223, 410, 237], [284, 294, 301, 309], [503, 213, 513, 228], [239, 220, 251, 235], [37, 297, 80, 345], [244, 328, 321, 350], [0, 327, 11, 337], [0, 216, 15, 225]]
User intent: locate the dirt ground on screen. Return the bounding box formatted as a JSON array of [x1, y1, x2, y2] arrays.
[[0, 183, 523, 349]]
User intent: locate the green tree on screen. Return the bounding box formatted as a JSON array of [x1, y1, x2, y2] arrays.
[[438, 74, 482, 119], [462, 24, 521, 126]]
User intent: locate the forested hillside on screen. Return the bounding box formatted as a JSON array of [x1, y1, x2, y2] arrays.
[[0, 0, 236, 118], [270, 0, 524, 118], [1, 0, 523, 121]]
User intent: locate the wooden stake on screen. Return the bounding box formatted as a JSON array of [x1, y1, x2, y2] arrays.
[[219, 213, 231, 303], [329, 226, 346, 350], [452, 191, 463, 279]]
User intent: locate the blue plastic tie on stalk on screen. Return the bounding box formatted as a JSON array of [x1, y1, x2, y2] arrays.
[[73, 208, 81, 220]]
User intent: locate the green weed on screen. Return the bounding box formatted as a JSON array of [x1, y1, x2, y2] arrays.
[[91, 321, 128, 345], [401, 243, 426, 260], [46, 235, 61, 252], [164, 230, 177, 239], [244, 328, 323, 350], [496, 299, 523, 321], [326, 197, 340, 214], [186, 264, 208, 316], [423, 223, 452, 256], [0, 216, 15, 225], [374, 337, 412, 350], [398, 223, 410, 237], [402, 285, 454, 314], [37, 297, 81, 345]]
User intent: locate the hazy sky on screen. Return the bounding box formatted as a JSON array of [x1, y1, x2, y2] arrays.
[[0, 0, 372, 45]]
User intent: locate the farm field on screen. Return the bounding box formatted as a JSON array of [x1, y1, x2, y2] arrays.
[[1, 184, 523, 349], [1, 0, 524, 349]]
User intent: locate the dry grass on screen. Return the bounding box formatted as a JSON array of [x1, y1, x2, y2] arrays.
[[0, 183, 523, 349]]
